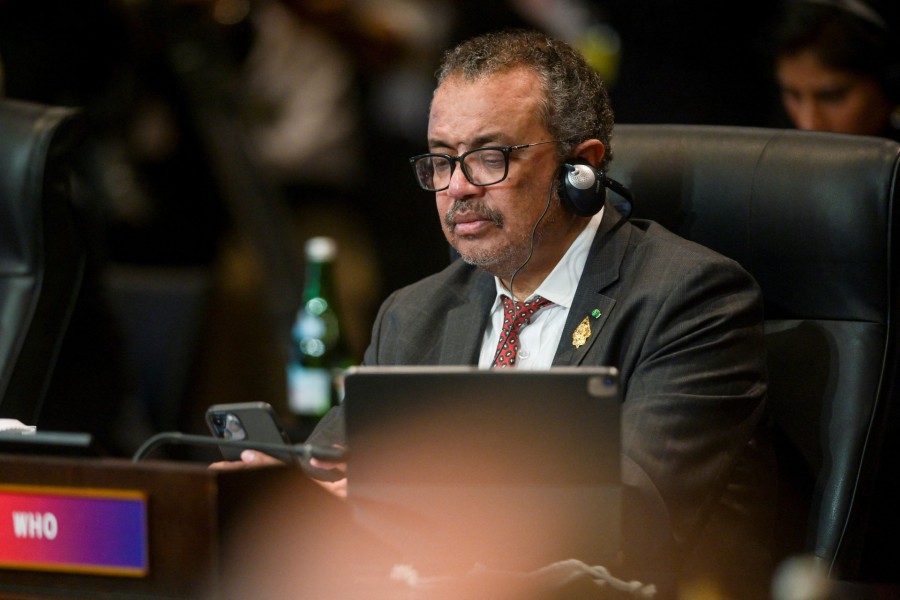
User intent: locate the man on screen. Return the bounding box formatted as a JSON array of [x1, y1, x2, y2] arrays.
[[221, 28, 775, 598], [773, 0, 900, 141]]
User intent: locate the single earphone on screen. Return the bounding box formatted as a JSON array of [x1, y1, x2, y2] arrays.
[[557, 160, 635, 218], [557, 161, 607, 217]]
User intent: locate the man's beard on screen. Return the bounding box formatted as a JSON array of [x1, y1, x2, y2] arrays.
[[444, 199, 558, 277]]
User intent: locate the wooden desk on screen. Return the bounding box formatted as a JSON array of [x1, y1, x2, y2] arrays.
[[0, 454, 290, 599]]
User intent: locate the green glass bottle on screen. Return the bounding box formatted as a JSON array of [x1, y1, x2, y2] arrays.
[[287, 236, 351, 438]]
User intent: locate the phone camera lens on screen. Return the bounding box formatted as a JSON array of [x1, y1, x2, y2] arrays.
[[223, 414, 246, 441]]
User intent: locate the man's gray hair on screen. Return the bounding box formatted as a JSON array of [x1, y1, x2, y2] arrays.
[[436, 28, 614, 169]]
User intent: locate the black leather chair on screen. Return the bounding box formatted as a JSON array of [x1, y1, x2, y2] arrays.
[[607, 125, 900, 586], [0, 98, 87, 425]]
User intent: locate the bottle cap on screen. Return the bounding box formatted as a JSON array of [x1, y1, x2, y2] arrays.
[[305, 236, 337, 262]]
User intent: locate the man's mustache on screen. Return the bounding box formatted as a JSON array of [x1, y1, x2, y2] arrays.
[[444, 201, 504, 230]]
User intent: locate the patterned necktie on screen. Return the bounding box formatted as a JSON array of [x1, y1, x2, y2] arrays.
[[493, 294, 554, 368]]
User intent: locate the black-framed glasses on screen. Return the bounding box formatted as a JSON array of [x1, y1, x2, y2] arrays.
[[409, 140, 562, 192]]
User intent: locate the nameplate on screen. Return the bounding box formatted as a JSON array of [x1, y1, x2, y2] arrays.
[[0, 484, 148, 576]]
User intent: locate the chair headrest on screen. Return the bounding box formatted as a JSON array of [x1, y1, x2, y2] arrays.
[[608, 125, 900, 321]]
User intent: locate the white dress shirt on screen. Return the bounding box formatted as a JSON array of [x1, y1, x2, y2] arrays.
[[478, 209, 603, 369]]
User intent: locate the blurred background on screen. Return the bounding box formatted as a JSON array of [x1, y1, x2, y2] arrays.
[[0, 0, 891, 456]]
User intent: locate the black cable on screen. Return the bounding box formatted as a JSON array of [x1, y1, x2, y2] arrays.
[[131, 432, 348, 463], [603, 175, 634, 218], [506, 167, 558, 301]]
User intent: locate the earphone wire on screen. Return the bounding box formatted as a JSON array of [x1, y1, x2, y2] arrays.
[[507, 166, 558, 301], [491, 169, 557, 367]]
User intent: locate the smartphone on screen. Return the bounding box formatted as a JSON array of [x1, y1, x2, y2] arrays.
[[205, 402, 295, 463]]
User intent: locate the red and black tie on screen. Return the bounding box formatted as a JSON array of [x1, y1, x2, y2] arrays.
[[492, 294, 554, 368]]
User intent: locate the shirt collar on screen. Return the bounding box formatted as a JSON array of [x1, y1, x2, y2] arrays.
[[491, 208, 604, 312]]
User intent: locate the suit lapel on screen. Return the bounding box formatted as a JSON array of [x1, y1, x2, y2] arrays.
[[438, 270, 495, 364], [433, 205, 635, 367], [554, 205, 633, 366]]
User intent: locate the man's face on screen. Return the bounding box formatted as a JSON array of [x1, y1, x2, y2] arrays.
[[427, 68, 567, 277], [776, 50, 894, 136]]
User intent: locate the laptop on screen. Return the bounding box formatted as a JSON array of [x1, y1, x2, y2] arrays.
[[0, 431, 99, 457], [342, 365, 623, 575]]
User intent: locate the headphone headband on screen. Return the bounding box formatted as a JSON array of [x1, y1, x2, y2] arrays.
[[801, 0, 889, 30]]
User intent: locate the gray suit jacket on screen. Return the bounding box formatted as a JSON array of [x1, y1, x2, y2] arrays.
[[311, 204, 774, 594]]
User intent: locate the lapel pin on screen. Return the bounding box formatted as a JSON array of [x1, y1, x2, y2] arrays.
[[573, 309, 602, 348], [572, 316, 592, 348]]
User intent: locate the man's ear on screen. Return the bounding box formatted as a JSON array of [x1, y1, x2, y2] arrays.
[[571, 139, 606, 168]]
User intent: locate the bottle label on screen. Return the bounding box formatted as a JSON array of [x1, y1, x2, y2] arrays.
[[287, 366, 332, 415]]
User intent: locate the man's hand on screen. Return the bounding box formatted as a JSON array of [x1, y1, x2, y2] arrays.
[[209, 449, 285, 470], [310, 457, 347, 498], [208, 449, 347, 498]]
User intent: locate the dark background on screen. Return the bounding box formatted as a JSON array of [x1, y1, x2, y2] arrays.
[[0, 0, 791, 452]]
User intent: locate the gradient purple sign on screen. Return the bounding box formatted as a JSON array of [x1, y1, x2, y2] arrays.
[[0, 485, 148, 576]]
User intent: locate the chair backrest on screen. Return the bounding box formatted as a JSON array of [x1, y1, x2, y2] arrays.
[[0, 98, 86, 425], [606, 124, 900, 583]]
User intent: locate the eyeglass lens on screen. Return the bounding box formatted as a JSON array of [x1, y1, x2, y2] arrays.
[[414, 148, 509, 191]]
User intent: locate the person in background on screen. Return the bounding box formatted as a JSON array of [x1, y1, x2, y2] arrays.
[[772, 0, 900, 140], [215, 28, 775, 599]]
